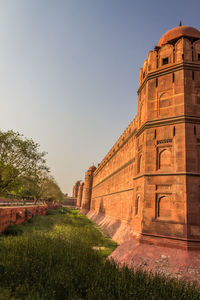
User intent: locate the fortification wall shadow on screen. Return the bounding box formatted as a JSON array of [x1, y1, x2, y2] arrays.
[[86, 209, 134, 244]]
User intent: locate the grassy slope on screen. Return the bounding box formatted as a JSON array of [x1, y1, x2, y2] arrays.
[[0, 208, 199, 299]]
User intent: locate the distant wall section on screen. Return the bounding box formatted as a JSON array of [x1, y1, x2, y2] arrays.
[[91, 118, 137, 225]]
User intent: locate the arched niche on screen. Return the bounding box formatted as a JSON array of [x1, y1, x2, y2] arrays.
[[183, 38, 192, 61], [175, 38, 192, 62], [159, 92, 172, 110], [175, 38, 184, 62], [158, 44, 173, 67], [193, 40, 200, 61], [157, 195, 171, 219], [159, 148, 171, 170], [147, 50, 157, 71]]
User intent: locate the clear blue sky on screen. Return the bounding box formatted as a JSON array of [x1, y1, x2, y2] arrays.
[[0, 0, 199, 194]]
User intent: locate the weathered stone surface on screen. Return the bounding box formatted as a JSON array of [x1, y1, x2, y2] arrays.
[[76, 182, 84, 207], [74, 25, 200, 251], [109, 239, 200, 283], [81, 166, 96, 210], [72, 181, 81, 198], [0, 202, 60, 233]]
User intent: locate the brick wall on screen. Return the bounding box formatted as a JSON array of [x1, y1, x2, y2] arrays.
[[0, 202, 60, 233]]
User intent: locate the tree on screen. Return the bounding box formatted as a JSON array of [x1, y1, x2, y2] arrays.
[[18, 172, 64, 204], [17, 176, 41, 204], [0, 130, 48, 195], [39, 174, 64, 203]]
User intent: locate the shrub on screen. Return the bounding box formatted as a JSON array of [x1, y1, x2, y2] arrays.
[[46, 209, 58, 215], [3, 225, 23, 236]]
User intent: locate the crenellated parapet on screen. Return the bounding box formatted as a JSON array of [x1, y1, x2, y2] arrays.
[[93, 117, 138, 177]]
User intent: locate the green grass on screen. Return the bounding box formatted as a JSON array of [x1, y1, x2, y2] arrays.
[[0, 208, 199, 299]]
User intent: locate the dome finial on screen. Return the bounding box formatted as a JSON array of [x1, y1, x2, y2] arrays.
[[179, 20, 182, 27]]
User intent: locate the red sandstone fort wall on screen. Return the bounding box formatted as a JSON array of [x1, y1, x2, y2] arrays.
[[77, 27, 200, 249], [91, 118, 137, 223], [0, 203, 60, 233]]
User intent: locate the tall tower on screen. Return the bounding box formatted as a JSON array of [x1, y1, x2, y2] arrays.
[[81, 166, 96, 211], [72, 181, 80, 198], [135, 25, 200, 249], [76, 182, 84, 207]]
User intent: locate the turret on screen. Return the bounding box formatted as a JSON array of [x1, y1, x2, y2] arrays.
[[135, 24, 200, 249], [72, 185, 76, 197], [72, 181, 81, 198], [81, 165, 96, 211], [76, 182, 84, 207]]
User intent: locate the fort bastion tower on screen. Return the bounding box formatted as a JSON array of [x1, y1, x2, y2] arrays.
[[133, 25, 200, 249], [81, 166, 96, 211], [77, 25, 200, 250]]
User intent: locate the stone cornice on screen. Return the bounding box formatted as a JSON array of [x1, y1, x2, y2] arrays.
[[133, 172, 200, 180], [135, 115, 200, 137], [138, 61, 200, 95], [94, 115, 200, 178]]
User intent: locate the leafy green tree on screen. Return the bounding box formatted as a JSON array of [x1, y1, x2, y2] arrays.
[[39, 174, 64, 203], [0, 130, 48, 195], [17, 176, 40, 204], [18, 173, 64, 204], [0, 130, 63, 204]]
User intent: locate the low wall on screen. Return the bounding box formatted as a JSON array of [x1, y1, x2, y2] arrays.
[[0, 197, 25, 206], [62, 197, 77, 207], [0, 203, 60, 233]]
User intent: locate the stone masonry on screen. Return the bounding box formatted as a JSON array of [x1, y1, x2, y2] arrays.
[[75, 25, 200, 251]]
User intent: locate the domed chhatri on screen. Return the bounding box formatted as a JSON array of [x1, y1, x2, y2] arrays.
[[158, 25, 200, 47]]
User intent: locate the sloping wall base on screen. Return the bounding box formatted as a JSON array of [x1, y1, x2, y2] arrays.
[[85, 210, 137, 244], [110, 238, 200, 283], [82, 209, 200, 283]]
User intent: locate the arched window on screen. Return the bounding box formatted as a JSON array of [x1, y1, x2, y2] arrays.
[[159, 92, 172, 109]]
